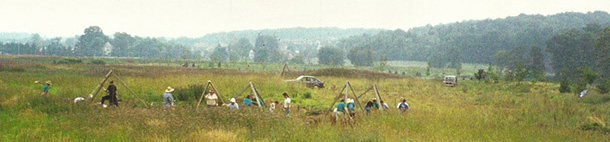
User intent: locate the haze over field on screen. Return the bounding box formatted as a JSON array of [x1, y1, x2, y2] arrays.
[[1, 0, 610, 37]]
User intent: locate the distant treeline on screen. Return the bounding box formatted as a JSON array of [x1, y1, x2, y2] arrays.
[[1, 11, 609, 82]]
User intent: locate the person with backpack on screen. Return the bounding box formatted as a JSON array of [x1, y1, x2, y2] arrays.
[[397, 98, 409, 112]]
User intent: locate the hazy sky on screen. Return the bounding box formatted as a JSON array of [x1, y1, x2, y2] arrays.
[[1, 0, 609, 38]]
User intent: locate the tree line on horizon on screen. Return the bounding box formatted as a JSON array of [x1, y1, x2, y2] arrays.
[[1, 11, 609, 84]]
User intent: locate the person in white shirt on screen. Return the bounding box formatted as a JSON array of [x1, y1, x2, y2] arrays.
[[397, 98, 409, 112], [205, 90, 218, 107], [283, 93, 291, 117], [269, 101, 278, 113], [227, 98, 239, 110]]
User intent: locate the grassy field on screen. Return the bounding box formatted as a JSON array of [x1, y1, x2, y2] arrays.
[[0, 55, 608, 141]]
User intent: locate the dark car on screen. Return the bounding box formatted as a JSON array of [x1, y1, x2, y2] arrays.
[[285, 76, 325, 88]]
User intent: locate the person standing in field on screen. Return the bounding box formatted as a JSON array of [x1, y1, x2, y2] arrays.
[[163, 87, 175, 108], [100, 81, 119, 107], [346, 98, 356, 117], [227, 98, 239, 110], [283, 93, 291, 117], [334, 99, 347, 123], [397, 98, 409, 112], [41, 81, 51, 96], [242, 95, 253, 107], [205, 90, 218, 107]]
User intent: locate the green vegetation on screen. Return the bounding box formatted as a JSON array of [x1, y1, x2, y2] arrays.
[[0, 56, 608, 141]]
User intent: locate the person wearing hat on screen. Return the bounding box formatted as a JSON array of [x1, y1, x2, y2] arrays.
[[346, 98, 356, 117], [227, 98, 239, 110], [100, 81, 119, 107], [205, 90, 218, 107], [41, 81, 51, 96], [163, 87, 175, 108]]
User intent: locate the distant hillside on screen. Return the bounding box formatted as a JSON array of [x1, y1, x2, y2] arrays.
[[170, 27, 383, 46], [338, 11, 610, 65], [0, 33, 33, 43]]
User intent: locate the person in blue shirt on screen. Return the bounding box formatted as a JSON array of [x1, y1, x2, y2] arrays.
[[242, 95, 253, 107], [335, 99, 347, 122], [41, 81, 51, 96], [346, 98, 356, 117]]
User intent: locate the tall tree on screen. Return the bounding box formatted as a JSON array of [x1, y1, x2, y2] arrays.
[[530, 46, 545, 80], [348, 46, 375, 67], [595, 27, 610, 79], [111, 32, 135, 57], [317, 46, 344, 66], [75, 26, 109, 57], [254, 34, 283, 63]]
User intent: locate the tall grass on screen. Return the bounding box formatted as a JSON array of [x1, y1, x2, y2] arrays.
[[0, 56, 608, 141]]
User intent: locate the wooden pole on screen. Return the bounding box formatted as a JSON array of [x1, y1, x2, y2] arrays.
[[196, 82, 211, 108], [347, 82, 364, 111], [231, 85, 250, 99], [250, 82, 265, 108], [88, 70, 113, 104], [356, 86, 374, 99], [329, 85, 347, 111], [373, 85, 383, 110], [113, 73, 148, 108]]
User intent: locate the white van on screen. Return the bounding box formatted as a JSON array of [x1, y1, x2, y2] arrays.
[[443, 75, 457, 87]]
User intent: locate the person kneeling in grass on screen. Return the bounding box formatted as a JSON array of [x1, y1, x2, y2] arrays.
[[227, 98, 239, 110], [243, 95, 253, 107], [100, 81, 119, 108], [380, 100, 389, 110], [269, 101, 278, 113]]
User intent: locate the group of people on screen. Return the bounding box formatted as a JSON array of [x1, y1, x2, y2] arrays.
[[41, 80, 408, 119], [334, 97, 409, 122], [162, 88, 293, 116]]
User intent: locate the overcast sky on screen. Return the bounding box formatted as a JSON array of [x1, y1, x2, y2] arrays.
[[1, 0, 609, 38]]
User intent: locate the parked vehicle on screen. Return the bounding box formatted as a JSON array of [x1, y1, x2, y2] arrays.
[[285, 76, 325, 88], [443, 75, 457, 87]]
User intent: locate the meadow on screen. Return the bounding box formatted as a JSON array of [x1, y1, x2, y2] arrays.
[[0, 56, 608, 141]]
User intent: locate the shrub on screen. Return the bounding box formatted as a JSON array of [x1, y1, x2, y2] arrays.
[[596, 79, 610, 94], [302, 92, 312, 99], [474, 69, 486, 81], [504, 70, 514, 81], [173, 84, 205, 104], [88, 59, 106, 65], [1, 66, 25, 72], [55, 58, 83, 64], [559, 78, 571, 93]]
